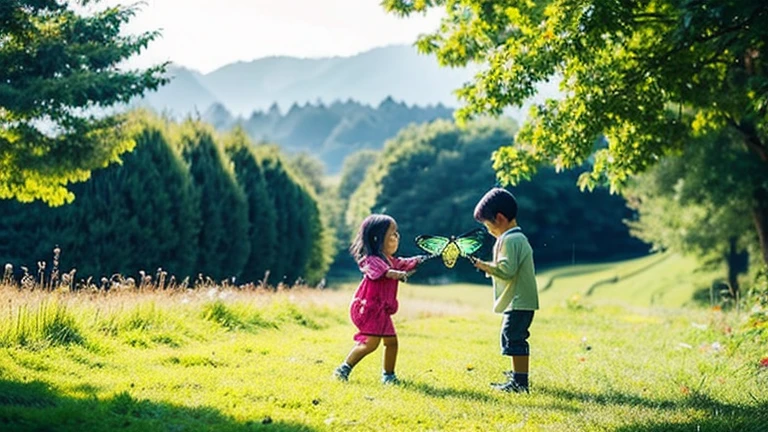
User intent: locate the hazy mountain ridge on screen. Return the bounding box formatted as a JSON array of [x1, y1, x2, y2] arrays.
[[138, 45, 474, 117], [201, 97, 454, 173], [134, 44, 557, 172]]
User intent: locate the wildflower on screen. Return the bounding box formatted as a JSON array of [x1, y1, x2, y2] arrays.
[[760, 357, 768, 369], [2, 263, 12, 285], [579, 336, 592, 351]]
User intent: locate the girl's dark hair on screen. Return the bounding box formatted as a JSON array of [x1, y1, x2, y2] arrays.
[[350, 214, 395, 262], [473, 188, 518, 223]]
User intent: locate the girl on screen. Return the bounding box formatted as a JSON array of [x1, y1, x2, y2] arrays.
[[333, 214, 426, 384]]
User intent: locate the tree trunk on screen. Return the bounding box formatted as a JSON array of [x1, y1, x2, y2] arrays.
[[752, 185, 768, 266], [736, 123, 768, 267], [725, 236, 745, 296]]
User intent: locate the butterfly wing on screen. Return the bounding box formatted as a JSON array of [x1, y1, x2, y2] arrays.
[[414, 235, 450, 257], [455, 228, 486, 257], [441, 241, 460, 268]]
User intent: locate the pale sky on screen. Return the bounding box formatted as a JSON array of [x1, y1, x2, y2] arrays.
[[92, 0, 444, 74]]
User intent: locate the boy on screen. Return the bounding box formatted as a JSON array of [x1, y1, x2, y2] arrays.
[[471, 188, 539, 393]]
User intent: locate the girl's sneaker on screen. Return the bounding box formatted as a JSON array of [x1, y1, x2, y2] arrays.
[[381, 372, 399, 385], [333, 364, 351, 381]]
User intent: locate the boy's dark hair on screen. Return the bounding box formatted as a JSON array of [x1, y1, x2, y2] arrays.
[[474, 188, 518, 223], [350, 214, 395, 262]]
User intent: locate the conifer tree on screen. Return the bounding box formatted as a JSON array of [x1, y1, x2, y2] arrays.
[[1, 0, 167, 205], [176, 121, 249, 281], [223, 128, 278, 284]]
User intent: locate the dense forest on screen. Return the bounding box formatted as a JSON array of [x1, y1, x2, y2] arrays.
[[0, 112, 332, 287], [0, 109, 647, 286]]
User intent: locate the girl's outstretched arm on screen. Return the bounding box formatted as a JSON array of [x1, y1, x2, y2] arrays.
[[385, 269, 409, 281], [391, 255, 429, 272]]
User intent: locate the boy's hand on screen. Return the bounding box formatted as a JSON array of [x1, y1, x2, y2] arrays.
[[471, 258, 490, 273]]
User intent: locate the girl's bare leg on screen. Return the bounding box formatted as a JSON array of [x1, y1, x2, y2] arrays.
[[344, 336, 381, 367], [382, 336, 399, 374]]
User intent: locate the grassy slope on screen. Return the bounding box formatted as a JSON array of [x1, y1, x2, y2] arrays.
[[536, 252, 724, 308], [0, 254, 766, 431]]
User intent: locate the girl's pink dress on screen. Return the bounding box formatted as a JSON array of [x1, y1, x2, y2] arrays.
[[349, 255, 419, 343]]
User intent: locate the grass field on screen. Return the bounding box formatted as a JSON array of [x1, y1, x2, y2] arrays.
[[0, 253, 766, 431]]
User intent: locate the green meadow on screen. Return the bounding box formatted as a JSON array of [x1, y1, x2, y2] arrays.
[[1, 253, 766, 431]]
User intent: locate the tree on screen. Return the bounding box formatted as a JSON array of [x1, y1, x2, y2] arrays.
[[0, 0, 167, 205], [384, 0, 768, 265], [223, 127, 278, 284], [177, 121, 249, 281], [296, 183, 334, 286], [625, 129, 759, 293], [55, 114, 199, 278], [0, 199, 54, 274], [337, 149, 379, 202], [256, 146, 333, 285], [0, 111, 199, 280], [328, 149, 380, 273], [258, 147, 301, 284], [288, 152, 327, 196], [285, 151, 338, 284]]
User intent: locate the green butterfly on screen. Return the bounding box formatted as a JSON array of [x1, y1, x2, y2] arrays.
[[414, 228, 486, 268]]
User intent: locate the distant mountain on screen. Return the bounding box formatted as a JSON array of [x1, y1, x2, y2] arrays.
[[202, 97, 455, 173], [140, 65, 220, 116], [132, 44, 558, 172], [136, 45, 475, 117]]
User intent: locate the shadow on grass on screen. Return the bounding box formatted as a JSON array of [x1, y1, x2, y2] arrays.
[[0, 379, 316, 432], [614, 417, 768, 432], [539, 264, 617, 291], [400, 380, 496, 403], [536, 384, 768, 431]]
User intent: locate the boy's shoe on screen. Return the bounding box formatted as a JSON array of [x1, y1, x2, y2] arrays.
[[381, 373, 399, 385], [333, 364, 351, 382], [491, 379, 529, 393]]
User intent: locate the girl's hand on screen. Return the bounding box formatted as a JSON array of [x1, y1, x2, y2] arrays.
[[399, 269, 418, 282], [415, 254, 432, 264], [386, 270, 409, 281], [398, 270, 416, 282]]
